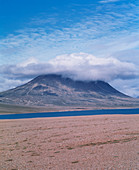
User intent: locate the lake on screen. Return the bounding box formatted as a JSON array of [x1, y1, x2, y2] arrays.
[[0, 108, 139, 119]]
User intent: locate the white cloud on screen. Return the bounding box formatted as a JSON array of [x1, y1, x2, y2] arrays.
[[0, 53, 138, 81], [99, 0, 120, 3], [50, 53, 138, 81]]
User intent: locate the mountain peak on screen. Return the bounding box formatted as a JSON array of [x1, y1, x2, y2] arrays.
[[0, 74, 138, 108]]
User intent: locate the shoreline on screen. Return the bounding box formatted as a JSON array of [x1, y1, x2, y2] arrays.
[[0, 113, 139, 121], [0, 105, 139, 115], [0, 108, 139, 120]]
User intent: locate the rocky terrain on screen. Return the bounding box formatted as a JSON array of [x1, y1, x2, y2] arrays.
[[0, 74, 139, 108]]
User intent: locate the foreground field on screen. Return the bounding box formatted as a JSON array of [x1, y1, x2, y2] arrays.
[[0, 115, 139, 169]]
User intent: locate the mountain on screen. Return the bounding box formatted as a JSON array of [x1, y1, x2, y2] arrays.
[[0, 74, 139, 108]]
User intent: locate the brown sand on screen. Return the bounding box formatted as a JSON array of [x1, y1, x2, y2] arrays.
[[0, 115, 139, 170]]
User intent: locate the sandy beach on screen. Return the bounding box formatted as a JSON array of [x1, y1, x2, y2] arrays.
[[0, 114, 139, 170]]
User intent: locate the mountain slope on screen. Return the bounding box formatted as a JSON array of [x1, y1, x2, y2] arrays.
[[0, 74, 139, 108]]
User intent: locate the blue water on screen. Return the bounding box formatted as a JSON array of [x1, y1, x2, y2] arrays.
[[0, 108, 139, 119]]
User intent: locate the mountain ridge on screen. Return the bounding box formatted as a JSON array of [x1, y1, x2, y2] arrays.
[[0, 74, 139, 108]]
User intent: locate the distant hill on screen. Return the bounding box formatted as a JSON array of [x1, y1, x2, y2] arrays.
[[0, 74, 139, 108]]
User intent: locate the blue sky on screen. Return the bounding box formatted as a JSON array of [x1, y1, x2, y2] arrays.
[[0, 0, 139, 97]]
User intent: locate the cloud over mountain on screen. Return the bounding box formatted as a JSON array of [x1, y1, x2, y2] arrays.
[[0, 53, 138, 83]]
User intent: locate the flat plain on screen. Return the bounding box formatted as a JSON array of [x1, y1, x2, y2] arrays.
[[0, 114, 139, 169]]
